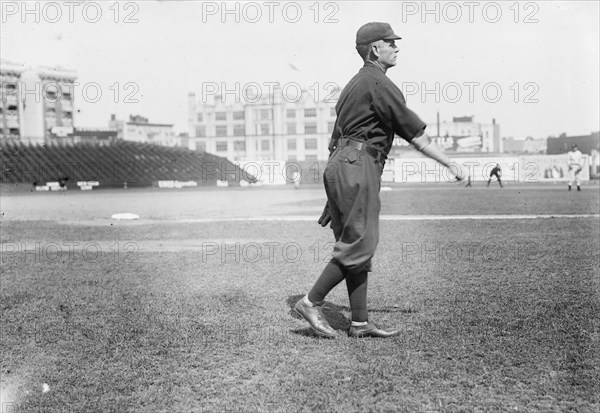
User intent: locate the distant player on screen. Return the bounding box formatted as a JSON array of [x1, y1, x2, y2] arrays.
[[292, 171, 301, 189], [567, 144, 583, 191], [487, 164, 503, 188], [465, 175, 472, 188]]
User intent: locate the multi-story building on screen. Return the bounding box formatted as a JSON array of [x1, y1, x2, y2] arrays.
[[187, 87, 338, 162], [109, 114, 177, 147], [0, 59, 25, 141], [426, 116, 501, 153], [37, 65, 77, 142], [0, 59, 77, 144]]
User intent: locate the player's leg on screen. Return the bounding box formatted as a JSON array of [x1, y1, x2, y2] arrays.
[[575, 169, 581, 191], [338, 155, 398, 338], [568, 166, 575, 190], [307, 260, 346, 304], [345, 270, 368, 323], [497, 174, 503, 187], [327, 147, 381, 274], [295, 259, 345, 337], [294, 153, 348, 337]]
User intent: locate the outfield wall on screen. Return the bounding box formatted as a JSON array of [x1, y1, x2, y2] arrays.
[[232, 155, 591, 185], [384, 154, 591, 183]]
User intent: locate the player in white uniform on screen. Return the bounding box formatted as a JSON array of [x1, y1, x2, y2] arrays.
[[567, 144, 583, 191]]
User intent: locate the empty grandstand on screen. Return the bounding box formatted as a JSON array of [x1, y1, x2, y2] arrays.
[[0, 140, 256, 189]]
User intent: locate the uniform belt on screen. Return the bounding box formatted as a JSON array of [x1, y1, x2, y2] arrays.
[[338, 138, 387, 164]]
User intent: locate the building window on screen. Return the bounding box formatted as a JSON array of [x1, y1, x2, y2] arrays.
[[196, 126, 206, 137], [216, 125, 227, 137], [286, 109, 296, 118], [234, 140, 246, 151], [233, 125, 245, 136], [261, 140, 270, 151], [197, 141, 206, 152], [197, 113, 203, 122], [261, 124, 270, 135], [330, 107, 336, 117], [215, 112, 227, 121], [260, 109, 270, 120], [45, 89, 57, 100], [305, 138, 317, 150], [216, 141, 228, 152], [328, 122, 335, 133], [287, 139, 297, 150], [287, 123, 296, 135], [233, 111, 245, 120], [288, 154, 297, 161], [305, 154, 318, 161], [304, 108, 317, 117], [304, 123, 317, 134]]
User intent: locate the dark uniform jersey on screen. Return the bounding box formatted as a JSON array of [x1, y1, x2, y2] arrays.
[[324, 61, 428, 273], [330, 61, 427, 155]]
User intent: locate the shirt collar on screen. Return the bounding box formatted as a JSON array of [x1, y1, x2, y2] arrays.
[[364, 60, 386, 73]]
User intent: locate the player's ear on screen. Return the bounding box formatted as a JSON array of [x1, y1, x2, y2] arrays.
[[370, 41, 380, 59]]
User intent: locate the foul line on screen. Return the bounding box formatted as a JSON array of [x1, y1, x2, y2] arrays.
[[38, 214, 599, 226], [171, 214, 600, 223]]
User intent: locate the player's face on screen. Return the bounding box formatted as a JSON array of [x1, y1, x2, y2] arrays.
[[374, 39, 399, 69]]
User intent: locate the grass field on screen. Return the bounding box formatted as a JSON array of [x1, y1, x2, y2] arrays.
[[1, 183, 599, 412]]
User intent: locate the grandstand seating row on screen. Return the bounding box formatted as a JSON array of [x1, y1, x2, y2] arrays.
[[0, 141, 256, 188]]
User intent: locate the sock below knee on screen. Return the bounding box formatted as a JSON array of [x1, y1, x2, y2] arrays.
[[346, 271, 368, 322], [307, 261, 346, 304]]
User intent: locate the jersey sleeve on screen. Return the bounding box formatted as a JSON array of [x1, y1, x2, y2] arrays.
[[372, 79, 426, 142]]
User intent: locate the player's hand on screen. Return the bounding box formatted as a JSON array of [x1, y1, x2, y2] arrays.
[[318, 202, 332, 227], [448, 163, 464, 182]]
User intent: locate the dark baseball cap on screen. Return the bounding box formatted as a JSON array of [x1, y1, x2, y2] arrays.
[[356, 22, 402, 45]]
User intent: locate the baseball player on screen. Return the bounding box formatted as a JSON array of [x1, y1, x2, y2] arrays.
[[292, 170, 301, 189], [294, 22, 464, 339], [567, 144, 583, 191], [465, 175, 472, 188], [487, 164, 503, 188]]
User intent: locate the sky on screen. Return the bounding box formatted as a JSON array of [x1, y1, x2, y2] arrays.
[[1, 0, 599, 139]]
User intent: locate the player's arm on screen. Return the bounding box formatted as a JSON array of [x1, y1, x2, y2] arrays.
[[374, 83, 463, 181], [411, 132, 464, 181]]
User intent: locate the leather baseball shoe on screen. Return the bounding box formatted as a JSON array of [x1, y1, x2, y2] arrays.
[[294, 298, 336, 338], [348, 323, 400, 338]]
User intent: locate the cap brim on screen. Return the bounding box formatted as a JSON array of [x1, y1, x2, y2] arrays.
[[383, 34, 402, 40]]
